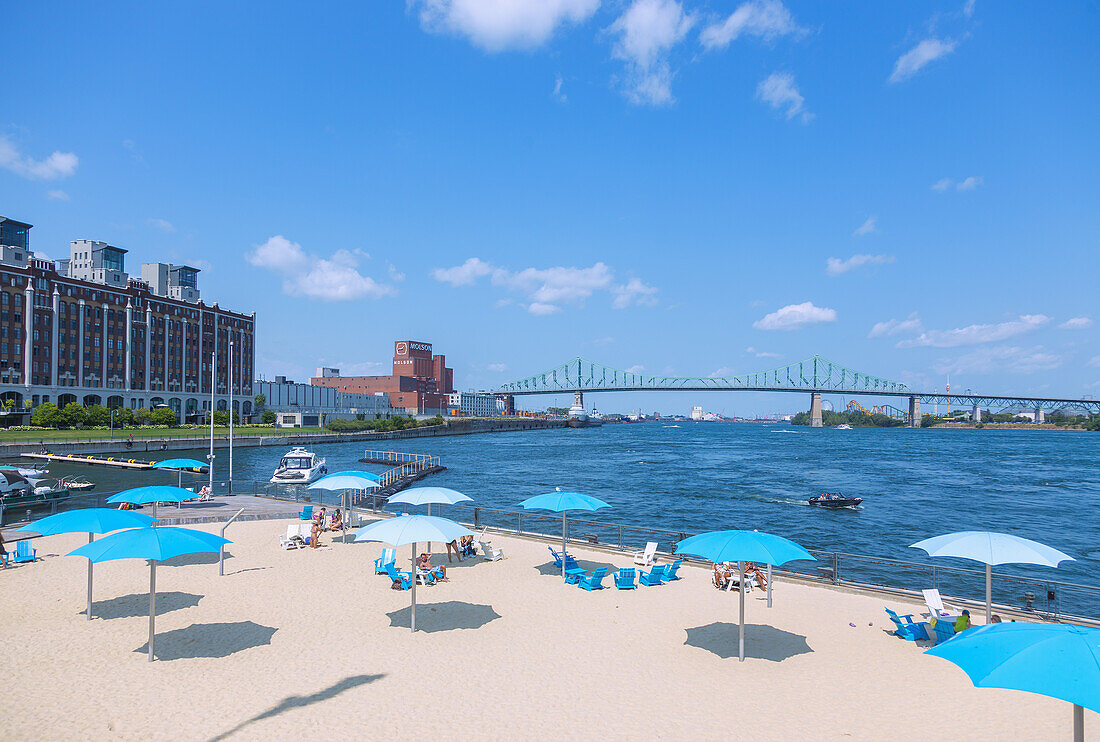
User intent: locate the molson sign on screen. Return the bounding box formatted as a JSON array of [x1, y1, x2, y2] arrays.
[[395, 341, 432, 355]]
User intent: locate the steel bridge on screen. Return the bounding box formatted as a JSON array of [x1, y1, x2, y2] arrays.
[[493, 356, 1100, 427]]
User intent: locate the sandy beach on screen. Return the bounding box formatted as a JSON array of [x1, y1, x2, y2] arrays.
[[0, 517, 1084, 741]]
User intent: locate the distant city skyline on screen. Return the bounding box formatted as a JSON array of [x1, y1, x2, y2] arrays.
[[3, 2, 1098, 417]]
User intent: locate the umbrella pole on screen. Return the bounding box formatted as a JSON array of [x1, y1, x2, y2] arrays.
[[562, 512, 567, 581], [86, 533, 94, 620], [766, 564, 773, 608], [1074, 703, 1083, 742], [739, 560, 746, 662], [985, 564, 992, 624], [410, 543, 417, 633], [148, 560, 156, 662]]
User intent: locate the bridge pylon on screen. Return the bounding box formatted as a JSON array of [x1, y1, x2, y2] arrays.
[[810, 392, 823, 427], [573, 391, 583, 409], [908, 395, 921, 428]]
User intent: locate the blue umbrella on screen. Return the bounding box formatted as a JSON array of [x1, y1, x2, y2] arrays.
[[107, 485, 201, 519], [354, 515, 473, 632], [518, 490, 611, 580], [324, 470, 381, 481], [67, 526, 230, 661], [911, 531, 1075, 624], [927, 623, 1100, 741], [16, 508, 158, 620], [676, 530, 815, 661], [388, 487, 474, 551], [151, 458, 209, 487]]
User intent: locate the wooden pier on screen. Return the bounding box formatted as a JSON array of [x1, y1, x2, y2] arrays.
[[21, 452, 156, 470]]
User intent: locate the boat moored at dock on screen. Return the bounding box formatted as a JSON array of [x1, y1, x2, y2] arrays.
[[270, 447, 328, 484]]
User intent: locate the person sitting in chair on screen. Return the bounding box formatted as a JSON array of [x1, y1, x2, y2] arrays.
[[713, 563, 731, 589], [329, 509, 343, 532], [743, 562, 768, 591], [417, 552, 447, 582], [459, 535, 476, 558]]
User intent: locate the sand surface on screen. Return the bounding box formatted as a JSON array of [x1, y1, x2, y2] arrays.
[[0, 518, 1084, 741]]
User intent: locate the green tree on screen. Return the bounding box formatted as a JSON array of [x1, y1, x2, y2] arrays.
[[31, 402, 62, 428], [261, 410, 277, 425], [133, 407, 153, 425], [253, 393, 266, 411], [115, 407, 134, 427], [60, 402, 87, 428], [150, 407, 178, 426], [85, 403, 110, 427]]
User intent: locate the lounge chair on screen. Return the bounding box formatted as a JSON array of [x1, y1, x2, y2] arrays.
[[633, 541, 658, 567], [481, 542, 504, 561], [576, 567, 608, 591], [639, 565, 666, 586], [374, 548, 396, 575], [299, 506, 313, 521], [548, 546, 579, 570], [922, 589, 956, 619], [280, 524, 305, 550], [297, 523, 313, 546], [885, 607, 928, 641], [660, 558, 683, 581], [613, 568, 637, 589], [13, 540, 36, 564], [928, 617, 956, 645], [384, 562, 413, 590]]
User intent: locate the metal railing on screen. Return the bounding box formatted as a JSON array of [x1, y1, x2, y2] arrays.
[[6, 480, 1100, 624], [362, 450, 438, 466]]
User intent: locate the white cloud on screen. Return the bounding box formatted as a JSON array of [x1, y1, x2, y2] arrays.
[[710, 366, 737, 378], [826, 253, 895, 276], [609, 0, 695, 106], [1089, 356, 1100, 368], [756, 72, 812, 122], [246, 236, 395, 301], [412, 0, 599, 51], [963, 0, 976, 18], [432, 257, 657, 313], [611, 277, 658, 309], [148, 218, 175, 233], [47, 189, 70, 201], [432, 257, 494, 286], [1059, 316, 1093, 330], [625, 364, 645, 373], [897, 314, 1050, 348], [487, 363, 508, 372], [593, 336, 615, 346], [956, 175, 984, 191], [869, 313, 923, 338], [753, 301, 837, 331], [387, 263, 406, 282], [552, 74, 567, 103], [931, 178, 954, 192], [889, 38, 957, 84], [853, 216, 877, 236], [527, 302, 562, 316], [934, 346, 1062, 375], [746, 346, 781, 358], [700, 0, 803, 50], [0, 135, 78, 180]]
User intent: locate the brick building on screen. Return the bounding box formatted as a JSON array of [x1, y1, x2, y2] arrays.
[[0, 216, 255, 419], [310, 340, 454, 414]]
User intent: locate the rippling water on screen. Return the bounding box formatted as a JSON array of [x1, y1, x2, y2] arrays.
[[40, 423, 1100, 615]]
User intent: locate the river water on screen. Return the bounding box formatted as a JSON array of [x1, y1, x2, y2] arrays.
[[36, 423, 1100, 616]]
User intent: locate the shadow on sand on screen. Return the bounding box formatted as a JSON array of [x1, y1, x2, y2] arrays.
[[684, 622, 812, 661], [91, 591, 202, 619], [208, 673, 385, 742], [385, 601, 501, 632], [161, 550, 232, 567], [534, 559, 619, 577], [134, 620, 277, 661]]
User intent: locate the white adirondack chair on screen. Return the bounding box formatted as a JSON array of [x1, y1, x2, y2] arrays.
[[633, 542, 658, 566]]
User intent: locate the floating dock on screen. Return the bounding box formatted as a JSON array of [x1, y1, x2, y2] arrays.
[[21, 453, 156, 470]]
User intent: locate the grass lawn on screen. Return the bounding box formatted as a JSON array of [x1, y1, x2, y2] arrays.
[[0, 426, 328, 443]]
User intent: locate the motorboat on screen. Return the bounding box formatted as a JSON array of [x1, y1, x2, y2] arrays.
[[836, 424, 853, 430], [809, 493, 863, 508], [270, 447, 328, 484], [57, 476, 95, 492]]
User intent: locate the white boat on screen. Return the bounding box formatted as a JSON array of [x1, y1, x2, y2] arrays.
[[270, 447, 328, 484], [836, 424, 853, 430]]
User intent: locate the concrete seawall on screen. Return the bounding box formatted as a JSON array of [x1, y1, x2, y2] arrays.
[[0, 418, 569, 458]]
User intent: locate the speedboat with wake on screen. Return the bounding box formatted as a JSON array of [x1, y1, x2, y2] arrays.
[[808, 493, 863, 508]]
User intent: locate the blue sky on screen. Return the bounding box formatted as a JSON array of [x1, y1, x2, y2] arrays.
[[3, 1, 1099, 414]]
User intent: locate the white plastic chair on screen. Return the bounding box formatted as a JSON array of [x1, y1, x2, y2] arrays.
[[279, 524, 303, 550], [923, 588, 956, 618], [633, 542, 658, 566], [481, 542, 504, 561]]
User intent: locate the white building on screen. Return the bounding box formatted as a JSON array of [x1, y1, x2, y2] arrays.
[[254, 378, 393, 425], [447, 391, 505, 417], [690, 405, 704, 421]]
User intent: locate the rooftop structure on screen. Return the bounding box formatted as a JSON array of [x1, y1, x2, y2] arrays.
[[311, 340, 454, 414]]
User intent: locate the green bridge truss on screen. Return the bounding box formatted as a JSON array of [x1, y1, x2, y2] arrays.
[[494, 355, 911, 395]]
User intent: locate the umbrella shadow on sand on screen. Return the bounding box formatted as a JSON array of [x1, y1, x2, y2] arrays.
[[133, 621, 277, 661], [92, 591, 203, 619], [685, 622, 812, 661], [208, 673, 385, 742], [534, 559, 619, 577], [161, 550, 233, 567], [385, 601, 501, 632]]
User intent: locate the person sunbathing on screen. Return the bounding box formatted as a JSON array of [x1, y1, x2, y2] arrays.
[[329, 509, 343, 531], [416, 552, 447, 581], [743, 562, 768, 591], [713, 563, 731, 589]]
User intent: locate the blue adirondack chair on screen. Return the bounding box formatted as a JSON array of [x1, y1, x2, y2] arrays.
[[639, 565, 666, 586], [13, 540, 36, 564], [548, 546, 579, 571], [299, 506, 313, 521], [384, 562, 413, 590], [374, 548, 396, 575], [660, 558, 683, 581], [885, 607, 928, 641], [576, 567, 608, 591], [613, 568, 636, 589], [928, 617, 956, 645]]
